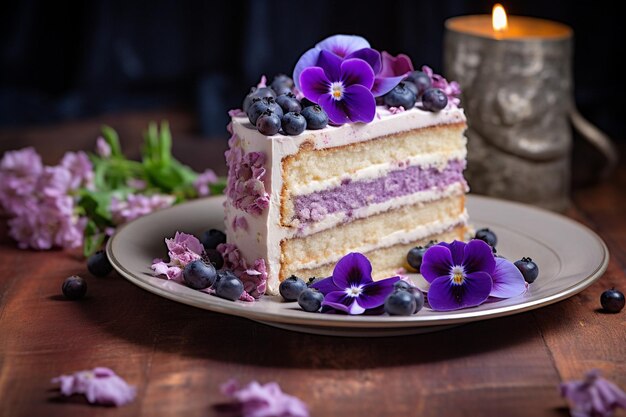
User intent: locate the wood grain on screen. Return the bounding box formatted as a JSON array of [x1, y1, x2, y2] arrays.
[[0, 114, 624, 417]]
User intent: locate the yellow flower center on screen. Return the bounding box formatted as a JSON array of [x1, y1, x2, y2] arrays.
[[451, 266, 465, 285], [330, 82, 344, 101]]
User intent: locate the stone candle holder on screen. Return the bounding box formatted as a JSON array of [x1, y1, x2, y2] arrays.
[[444, 14, 617, 211]]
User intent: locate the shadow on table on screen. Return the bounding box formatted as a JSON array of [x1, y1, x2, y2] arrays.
[[73, 273, 575, 371]]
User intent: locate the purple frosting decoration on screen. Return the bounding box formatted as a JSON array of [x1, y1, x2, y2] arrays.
[[293, 160, 465, 224], [224, 134, 270, 216]]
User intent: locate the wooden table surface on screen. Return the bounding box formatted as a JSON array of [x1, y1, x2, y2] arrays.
[[1, 111, 625, 417]]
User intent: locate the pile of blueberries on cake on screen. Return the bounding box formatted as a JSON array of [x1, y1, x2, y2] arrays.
[[241, 70, 450, 137]]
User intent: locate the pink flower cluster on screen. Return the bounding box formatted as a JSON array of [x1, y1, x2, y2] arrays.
[[151, 231, 204, 283], [52, 367, 136, 406], [422, 65, 462, 107], [218, 379, 309, 417], [193, 168, 219, 197], [218, 243, 267, 298], [0, 148, 91, 250], [225, 134, 270, 216], [110, 194, 175, 225], [560, 369, 626, 417]]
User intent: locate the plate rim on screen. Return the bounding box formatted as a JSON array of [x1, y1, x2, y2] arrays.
[[107, 194, 609, 329]]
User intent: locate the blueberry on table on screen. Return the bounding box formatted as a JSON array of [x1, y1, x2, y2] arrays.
[[514, 257, 539, 283], [301, 105, 329, 130], [600, 288, 625, 313], [215, 274, 244, 301], [276, 93, 302, 113], [474, 228, 498, 247], [62, 275, 87, 300], [384, 290, 417, 316], [405, 71, 431, 98], [183, 260, 217, 290], [383, 82, 417, 109], [200, 229, 226, 250], [279, 275, 307, 301], [281, 112, 307, 136], [256, 111, 282, 136], [87, 250, 113, 277], [298, 288, 324, 312], [421, 88, 448, 112]]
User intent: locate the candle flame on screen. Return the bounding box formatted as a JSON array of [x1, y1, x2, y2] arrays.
[[492, 4, 508, 31]]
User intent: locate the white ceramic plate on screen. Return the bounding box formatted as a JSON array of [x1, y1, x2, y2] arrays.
[[107, 195, 609, 337]]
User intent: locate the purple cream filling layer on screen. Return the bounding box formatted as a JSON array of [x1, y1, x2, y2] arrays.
[[294, 159, 465, 223]]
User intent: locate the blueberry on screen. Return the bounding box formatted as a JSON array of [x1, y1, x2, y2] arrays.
[[383, 82, 417, 109], [475, 228, 497, 247], [421, 88, 448, 112], [279, 275, 308, 301], [215, 273, 244, 301], [600, 288, 625, 313], [405, 71, 431, 98], [300, 97, 317, 108], [281, 112, 307, 135], [242, 87, 275, 113], [385, 290, 417, 316], [301, 105, 329, 130], [216, 269, 237, 283], [407, 246, 428, 271], [298, 288, 324, 312], [87, 250, 113, 277], [514, 257, 539, 284], [247, 97, 283, 125], [394, 280, 413, 292], [62, 275, 87, 300], [200, 229, 226, 250], [256, 111, 282, 136], [183, 260, 217, 290], [270, 74, 294, 92], [204, 248, 224, 270], [276, 93, 302, 113], [403, 81, 419, 97], [273, 84, 292, 96], [412, 289, 425, 314]]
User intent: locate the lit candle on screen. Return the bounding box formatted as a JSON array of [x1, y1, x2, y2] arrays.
[[443, 5, 574, 211]]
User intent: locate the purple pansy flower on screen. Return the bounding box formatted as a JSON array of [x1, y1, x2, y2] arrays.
[[51, 367, 136, 406], [217, 379, 309, 417], [560, 369, 626, 417], [300, 52, 376, 124], [421, 240, 527, 311], [293, 34, 410, 104], [311, 252, 400, 315]]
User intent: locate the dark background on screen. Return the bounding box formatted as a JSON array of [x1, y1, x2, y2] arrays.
[[0, 0, 623, 142]]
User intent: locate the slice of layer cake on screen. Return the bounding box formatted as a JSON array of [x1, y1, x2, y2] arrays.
[[224, 105, 468, 295], [222, 34, 468, 296]]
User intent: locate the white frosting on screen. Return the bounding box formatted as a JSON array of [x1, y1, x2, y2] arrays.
[[225, 105, 467, 294]]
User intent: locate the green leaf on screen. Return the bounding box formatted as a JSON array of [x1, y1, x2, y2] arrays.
[[101, 125, 122, 157], [83, 219, 106, 257]]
